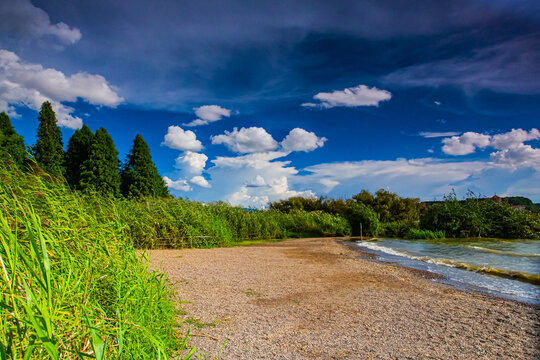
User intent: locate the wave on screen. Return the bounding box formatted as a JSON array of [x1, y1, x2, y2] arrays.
[[424, 258, 540, 285], [467, 245, 540, 258], [356, 241, 540, 286]]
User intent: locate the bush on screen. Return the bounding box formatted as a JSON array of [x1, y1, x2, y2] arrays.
[[380, 221, 417, 238], [420, 192, 540, 239], [343, 202, 381, 236]]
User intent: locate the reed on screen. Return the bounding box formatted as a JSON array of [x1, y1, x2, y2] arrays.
[[0, 164, 187, 359], [0, 162, 350, 358]]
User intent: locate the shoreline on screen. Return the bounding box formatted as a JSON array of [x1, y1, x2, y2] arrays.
[[149, 238, 540, 359], [341, 239, 540, 308]]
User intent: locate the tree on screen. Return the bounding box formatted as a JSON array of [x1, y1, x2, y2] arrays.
[[65, 125, 94, 189], [34, 102, 64, 174], [343, 201, 380, 236], [80, 127, 121, 196], [121, 134, 168, 198], [0, 112, 27, 167]]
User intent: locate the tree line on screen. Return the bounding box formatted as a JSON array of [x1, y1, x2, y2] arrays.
[[0, 102, 168, 198], [270, 189, 540, 239]]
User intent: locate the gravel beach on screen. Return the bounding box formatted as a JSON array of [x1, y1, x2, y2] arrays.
[[148, 238, 540, 359]]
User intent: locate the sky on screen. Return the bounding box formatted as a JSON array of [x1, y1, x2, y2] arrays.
[[1, 0, 539, 206]]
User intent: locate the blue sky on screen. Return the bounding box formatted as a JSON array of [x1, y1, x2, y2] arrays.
[[1, 0, 539, 206]]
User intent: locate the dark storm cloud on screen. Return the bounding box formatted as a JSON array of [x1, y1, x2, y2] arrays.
[[8, 0, 539, 110]]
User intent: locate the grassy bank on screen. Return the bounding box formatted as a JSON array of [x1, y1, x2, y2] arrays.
[[0, 163, 350, 358], [0, 165, 182, 358]]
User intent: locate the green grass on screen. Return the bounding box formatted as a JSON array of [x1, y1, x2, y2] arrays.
[[0, 161, 351, 358], [0, 164, 188, 359]]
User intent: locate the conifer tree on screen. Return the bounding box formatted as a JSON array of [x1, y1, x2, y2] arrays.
[[65, 125, 94, 189], [34, 102, 64, 174], [80, 127, 121, 196], [0, 112, 27, 167], [121, 134, 169, 198]]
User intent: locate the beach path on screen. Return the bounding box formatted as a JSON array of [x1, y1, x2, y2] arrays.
[[148, 238, 539, 359]]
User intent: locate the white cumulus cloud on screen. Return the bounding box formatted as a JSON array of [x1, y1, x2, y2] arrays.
[[302, 85, 391, 109], [163, 176, 192, 192], [161, 126, 203, 152], [184, 105, 232, 126], [0, 49, 123, 129], [442, 132, 491, 155], [0, 0, 81, 45], [490, 128, 540, 150], [204, 151, 315, 208], [245, 175, 268, 188], [175, 151, 208, 175], [281, 128, 327, 152], [211, 127, 278, 153], [190, 175, 211, 188], [441, 128, 540, 169]]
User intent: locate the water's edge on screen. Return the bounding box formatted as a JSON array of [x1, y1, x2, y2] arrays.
[[338, 239, 540, 307]]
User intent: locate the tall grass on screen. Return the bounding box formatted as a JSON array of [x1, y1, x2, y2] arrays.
[[0, 162, 350, 357], [112, 200, 350, 249], [0, 164, 183, 359]]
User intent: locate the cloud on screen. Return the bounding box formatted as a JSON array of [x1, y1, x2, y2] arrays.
[[0, 0, 81, 45], [419, 131, 461, 138], [490, 144, 540, 170], [442, 132, 491, 155], [163, 176, 192, 192], [190, 175, 211, 188], [211, 127, 278, 153], [203, 151, 315, 208], [184, 105, 231, 126], [441, 128, 540, 169], [490, 128, 540, 150], [299, 158, 492, 200], [281, 128, 327, 152], [174, 151, 208, 175], [161, 126, 203, 151], [383, 35, 540, 95], [0, 49, 123, 129], [302, 85, 391, 109], [319, 178, 339, 191], [245, 175, 268, 188]]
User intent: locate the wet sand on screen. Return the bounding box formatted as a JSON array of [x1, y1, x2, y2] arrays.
[[148, 238, 540, 359]]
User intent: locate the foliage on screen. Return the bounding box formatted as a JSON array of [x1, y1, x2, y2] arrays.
[[343, 201, 381, 236], [406, 228, 445, 239], [0, 112, 27, 168], [112, 201, 350, 249], [80, 127, 121, 197], [65, 124, 94, 189], [33, 102, 65, 175], [420, 191, 540, 239], [121, 134, 169, 198], [0, 163, 184, 359], [380, 221, 416, 238]]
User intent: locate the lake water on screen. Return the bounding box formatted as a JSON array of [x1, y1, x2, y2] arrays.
[[354, 238, 540, 305]]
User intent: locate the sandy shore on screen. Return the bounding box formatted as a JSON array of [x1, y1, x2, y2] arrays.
[[148, 238, 540, 359]]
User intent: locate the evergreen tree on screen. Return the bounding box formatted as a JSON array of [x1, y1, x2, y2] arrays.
[[65, 125, 94, 189], [121, 134, 169, 198], [34, 102, 64, 174], [0, 112, 27, 167], [80, 127, 121, 196]]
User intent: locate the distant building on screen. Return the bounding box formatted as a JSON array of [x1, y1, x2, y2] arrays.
[[511, 205, 526, 211]]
